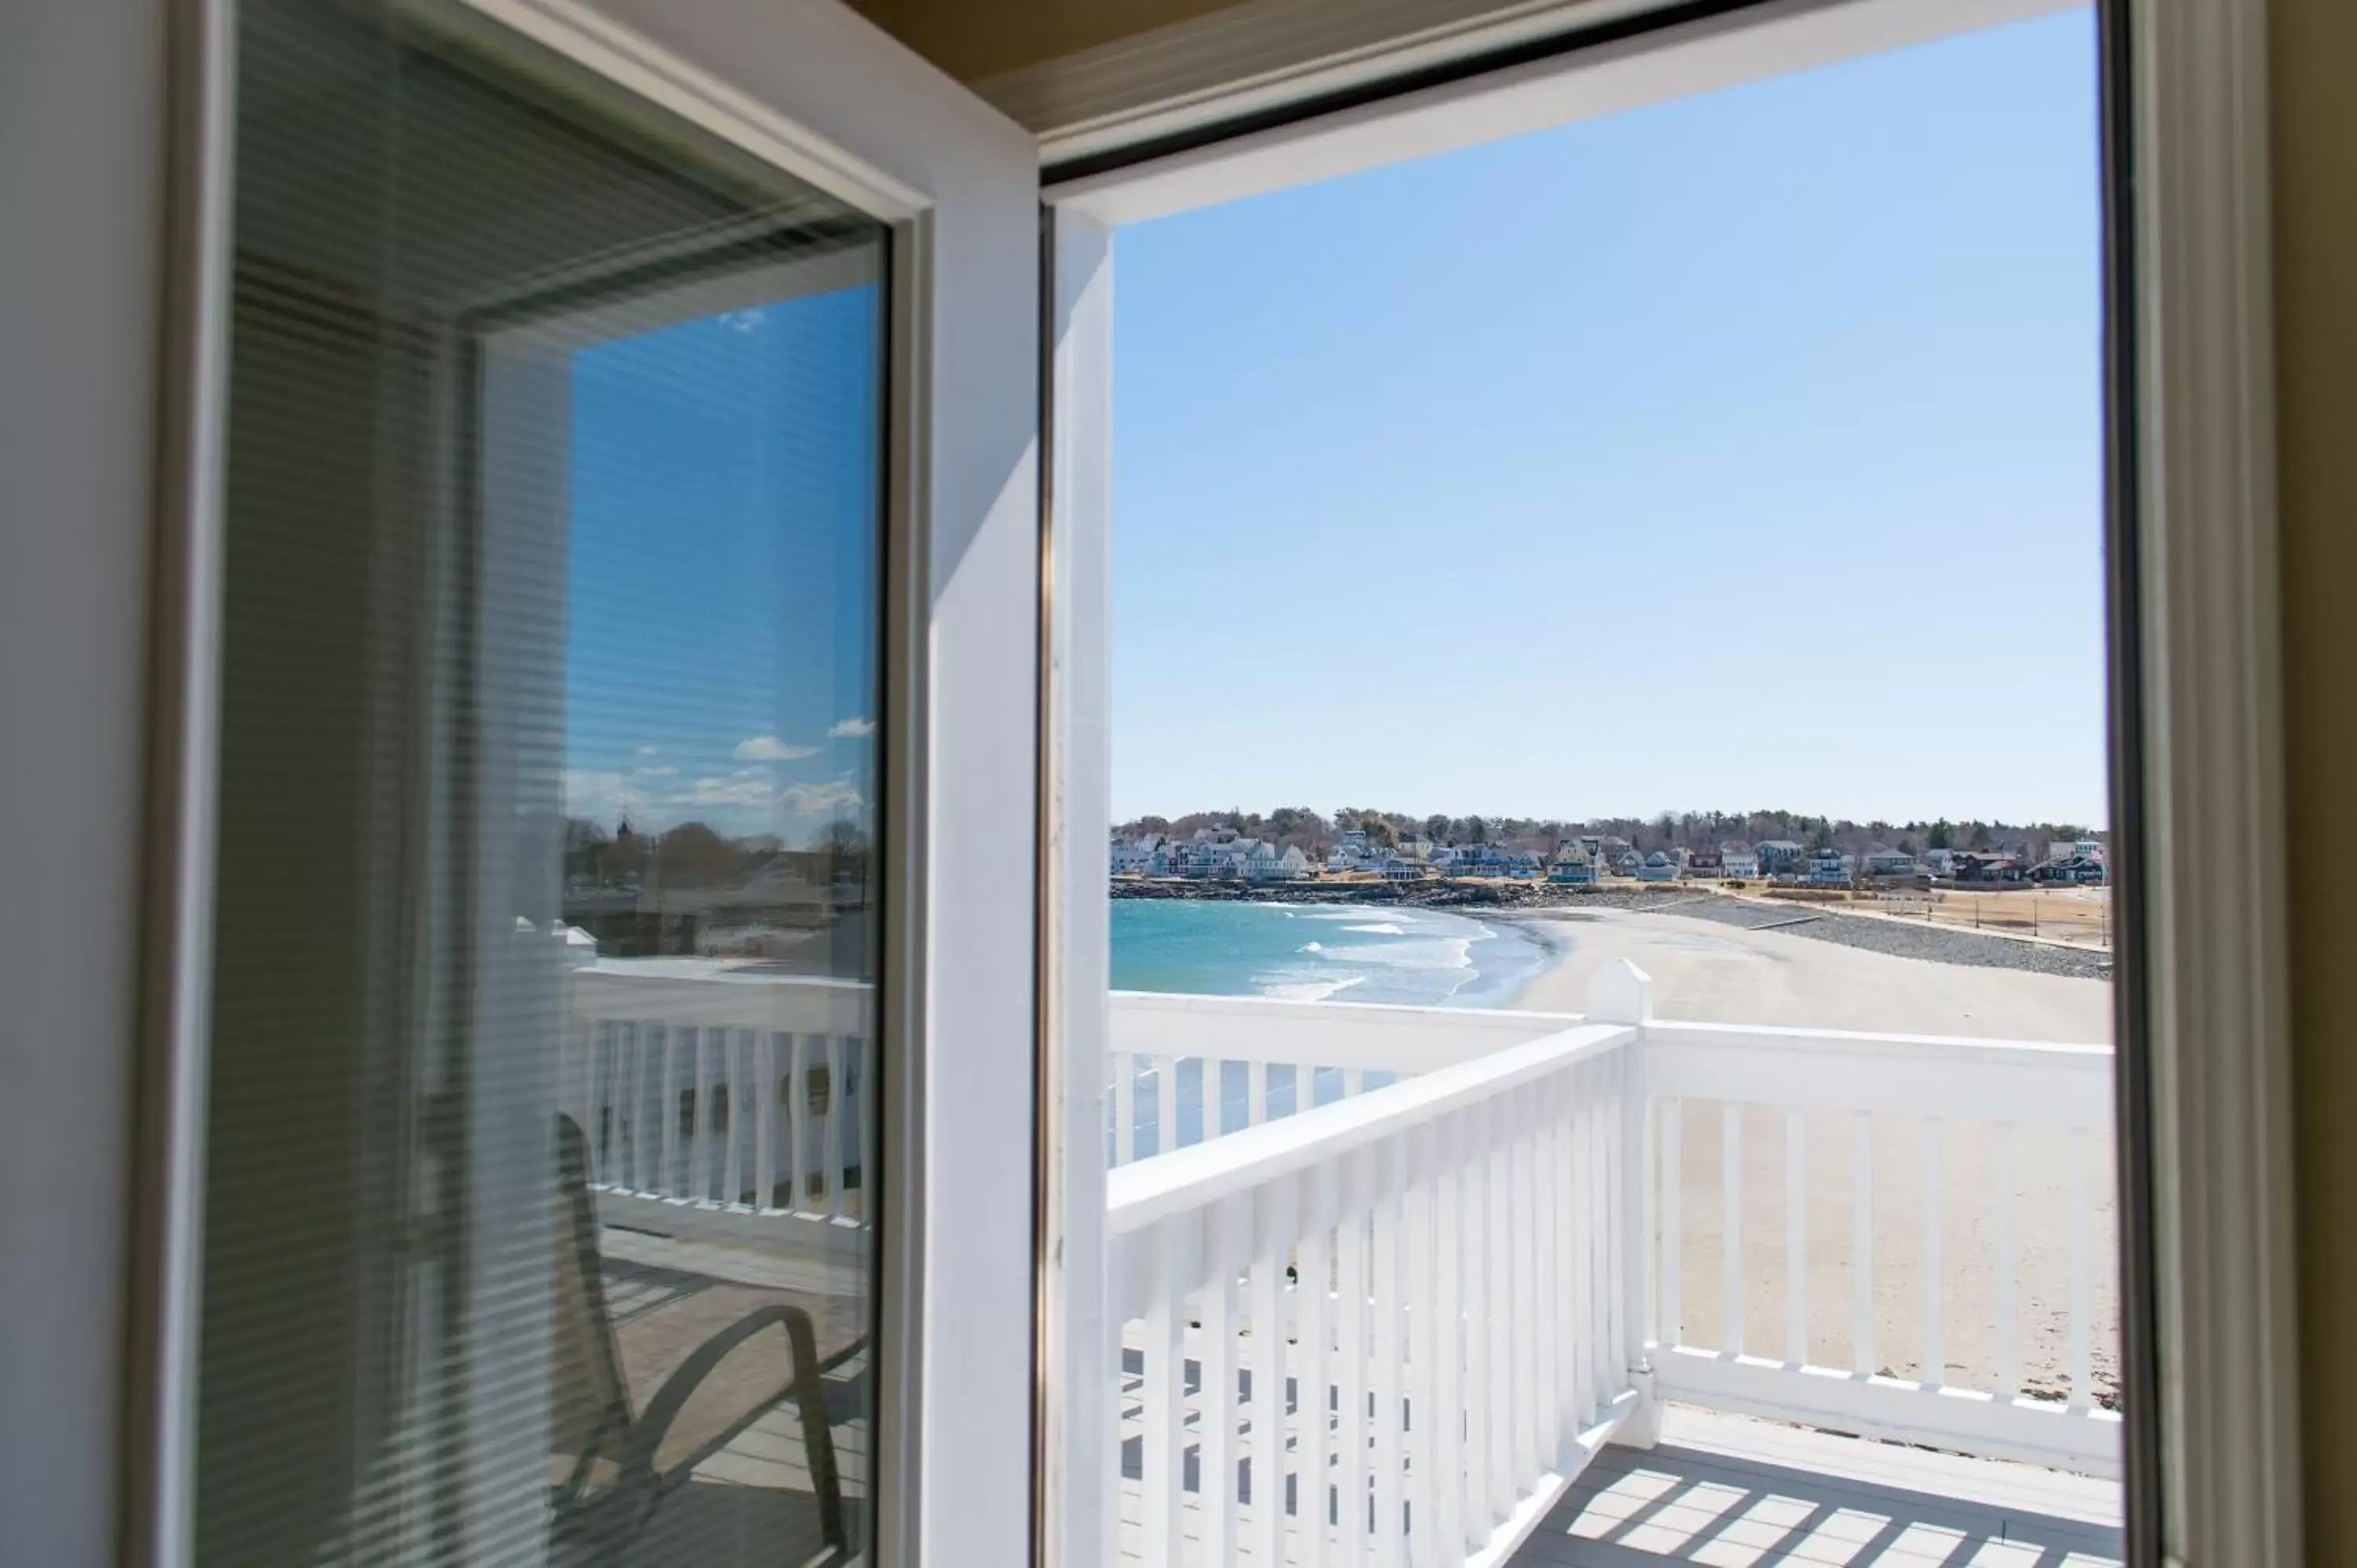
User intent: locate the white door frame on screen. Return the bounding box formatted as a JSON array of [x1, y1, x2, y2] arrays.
[[126, 2, 1043, 1566], [1039, 2, 2299, 1566]]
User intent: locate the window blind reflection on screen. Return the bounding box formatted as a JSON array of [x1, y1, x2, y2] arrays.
[[200, 4, 888, 1562]]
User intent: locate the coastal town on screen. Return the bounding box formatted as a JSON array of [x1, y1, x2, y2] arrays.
[[1111, 812, 2110, 890]]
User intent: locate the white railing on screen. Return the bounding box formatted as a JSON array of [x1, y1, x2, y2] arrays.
[[1641, 1017, 2121, 1475], [1106, 992, 1578, 1165], [555, 954, 2120, 1567], [560, 962, 873, 1228], [1107, 1013, 1649, 1568], [1102, 963, 2121, 1566]]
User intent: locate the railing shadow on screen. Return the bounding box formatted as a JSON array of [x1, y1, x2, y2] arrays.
[[1512, 1438, 2124, 1566]]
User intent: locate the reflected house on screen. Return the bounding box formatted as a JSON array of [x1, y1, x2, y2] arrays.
[[565, 852, 867, 974]]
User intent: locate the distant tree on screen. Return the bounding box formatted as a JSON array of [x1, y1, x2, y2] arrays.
[[816, 817, 872, 885], [1927, 819, 1954, 850], [1425, 813, 1452, 842], [1898, 838, 1917, 856], [1465, 815, 1490, 845], [1808, 819, 1837, 852], [1969, 821, 1994, 850], [654, 821, 745, 887]]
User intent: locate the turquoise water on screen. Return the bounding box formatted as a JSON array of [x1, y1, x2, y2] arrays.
[[1110, 898, 1559, 1008], [1109, 900, 1562, 1152]]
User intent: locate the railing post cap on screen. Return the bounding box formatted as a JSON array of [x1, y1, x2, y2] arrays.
[[1587, 958, 1655, 1024]]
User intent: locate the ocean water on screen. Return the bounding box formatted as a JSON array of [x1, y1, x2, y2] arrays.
[[1110, 899, 1560, 1008], [1108, 900, 1560, 1153]]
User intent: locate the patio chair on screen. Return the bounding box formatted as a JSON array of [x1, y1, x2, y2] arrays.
[[548, 1113, 867, 1565]]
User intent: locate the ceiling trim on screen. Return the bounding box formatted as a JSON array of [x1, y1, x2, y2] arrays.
[[977, 0, 1691, 164]]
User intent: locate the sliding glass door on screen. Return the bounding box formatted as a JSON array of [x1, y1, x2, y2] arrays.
[[200, 3, 891, 1560]]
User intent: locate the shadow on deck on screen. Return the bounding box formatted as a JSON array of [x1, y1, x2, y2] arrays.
[[1507, 1410, 2124, 1567]]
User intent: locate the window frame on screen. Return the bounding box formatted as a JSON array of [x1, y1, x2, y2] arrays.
[[1036, 2, 2300, 1565]]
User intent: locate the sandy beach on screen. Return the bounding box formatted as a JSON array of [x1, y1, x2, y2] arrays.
[[1503, 907, 2119, 1406]]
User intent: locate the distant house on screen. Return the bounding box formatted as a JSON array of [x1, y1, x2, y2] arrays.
[[1177, 827, 1261, 879], [1247, 842, 1312, 882], [2032, 853, 2106, 885], [1611, 848, 1643, 876], [1956, 852, 2027, 884], [1549, 847, 1597, 885], [1755, 840, 1807, 877], [1327, 829, 1375, 872], [1377, 856, 1431, 882], [1446, 843, 1543, 879], [1110, 833, 1165, 876], [1722, 850, 1761, 879], [1637, 851, 1678, 883], [1922, 848, 1960, 877], [1682, 849, 1725, 880], [1860, 846, 1918, 880], [1806, 848, 1853, 885]]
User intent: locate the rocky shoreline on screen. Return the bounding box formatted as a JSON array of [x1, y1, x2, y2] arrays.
[[1109, 877, 2112, 980], [1109, 877, 1677, 911]]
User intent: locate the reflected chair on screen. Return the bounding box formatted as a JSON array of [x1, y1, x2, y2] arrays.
[[548, 1114, 867, 1564]]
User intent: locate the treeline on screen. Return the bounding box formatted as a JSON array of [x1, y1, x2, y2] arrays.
[[564, 815, 872, 889], [1117, 806, 2106, 863]]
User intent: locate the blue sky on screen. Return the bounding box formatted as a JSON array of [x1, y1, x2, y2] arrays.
[[560, 276, 882, 843], [1110, 8, 2106, 826]]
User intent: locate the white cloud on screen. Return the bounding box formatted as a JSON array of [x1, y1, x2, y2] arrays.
[[733, 735, 819, 762], [636, 764, 677, 778], [564, 769, 649, 822], [636, 745, 662, 757], [685, 771, 777, 808], [781, 778, 865, 819], [828, 716, 875, 739]]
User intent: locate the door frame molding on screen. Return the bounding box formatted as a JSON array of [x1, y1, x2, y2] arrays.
[[1038, 2, 2300, 1565]]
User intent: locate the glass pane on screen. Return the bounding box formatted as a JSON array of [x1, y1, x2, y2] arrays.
[[200, 3, 887, 1563]]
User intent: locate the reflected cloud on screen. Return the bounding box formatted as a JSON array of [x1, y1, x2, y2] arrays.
[[735, 735, 819, 761]]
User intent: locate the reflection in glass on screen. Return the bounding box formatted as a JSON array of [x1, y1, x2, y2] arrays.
[[200, 3, 886, 1563]]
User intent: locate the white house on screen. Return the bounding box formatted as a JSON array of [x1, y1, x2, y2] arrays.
[[1109, 832, 1164, 875], [1723, 850, 1761, 879], [1245, 842, 1311, 882], [1549, 847, 1597, 884]]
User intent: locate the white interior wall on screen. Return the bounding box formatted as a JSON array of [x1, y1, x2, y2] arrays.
[[0, 1, 166, 1562]]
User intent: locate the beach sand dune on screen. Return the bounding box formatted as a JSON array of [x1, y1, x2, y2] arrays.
[[1506, 909, 2119, 1407]]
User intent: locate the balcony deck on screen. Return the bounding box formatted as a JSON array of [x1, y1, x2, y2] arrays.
[[1507, 1408, 2121, 1568], [566, 958, 2121, 1567], [591, 1217, 871, 1568]]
